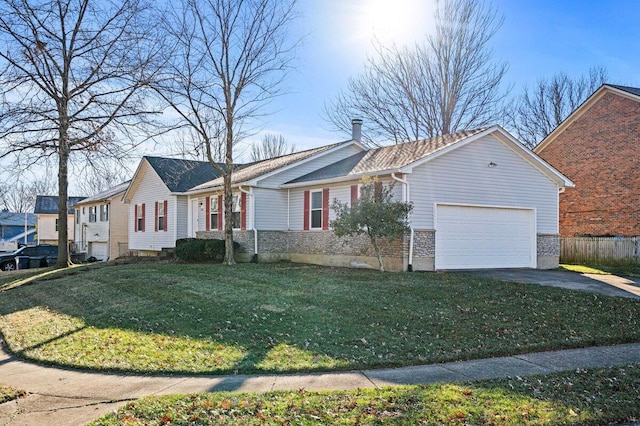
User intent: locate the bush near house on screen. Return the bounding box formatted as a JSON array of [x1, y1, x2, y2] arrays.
[[174, 238, 241, 262]]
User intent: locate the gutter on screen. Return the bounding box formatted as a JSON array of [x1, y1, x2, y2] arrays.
[[391, 173, 414, 272], [238, 185, 258, 259]]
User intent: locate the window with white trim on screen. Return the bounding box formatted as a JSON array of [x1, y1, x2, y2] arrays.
[[88, 206, 97, 223], [231, 195, 241, 229], [210, 197, 219, 230], [136, 204, 144, 232], [310, 190, 323, 229], [157, 201, 165, 231], [99, 204, 109, 222]]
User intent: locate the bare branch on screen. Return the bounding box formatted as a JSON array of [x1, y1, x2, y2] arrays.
[[324, 0, 508, 145]]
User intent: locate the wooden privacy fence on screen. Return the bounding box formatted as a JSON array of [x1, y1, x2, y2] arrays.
[[561, 236, 640, 265]]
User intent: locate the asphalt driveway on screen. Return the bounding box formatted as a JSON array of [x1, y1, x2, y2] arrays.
[[454, 268, 640, 299]]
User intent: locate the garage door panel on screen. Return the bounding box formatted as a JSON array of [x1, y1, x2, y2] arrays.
[[89, 242, 108, 261], [436, 205, 535, 269]]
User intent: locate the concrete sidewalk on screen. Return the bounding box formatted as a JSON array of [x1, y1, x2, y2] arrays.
[[2, 341, 640, 425]]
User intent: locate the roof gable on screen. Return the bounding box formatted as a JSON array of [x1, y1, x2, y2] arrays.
[[145, 156, 225, 192], [535, 84, 640, 153], [34, 196, 86, 214], [123, 156, 228, 202], [189, 140, 360, 192], [74, 181, 130, 207], [286, 127, 573, 188], [286, 129, 485, 184]]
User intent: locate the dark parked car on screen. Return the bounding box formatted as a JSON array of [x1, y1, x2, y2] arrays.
[[0, 244, 59, 271]]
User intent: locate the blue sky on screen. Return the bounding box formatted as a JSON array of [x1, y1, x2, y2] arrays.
[[247, 0, 640, 154]]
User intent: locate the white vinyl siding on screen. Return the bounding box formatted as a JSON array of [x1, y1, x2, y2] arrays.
[[407, 135, 558, 234], [288, 182, 362, 230], [254, 188, 288, 230], [128, 164, 176, 251], [257, 145, 362, 187], [176, 196, 189, 239]]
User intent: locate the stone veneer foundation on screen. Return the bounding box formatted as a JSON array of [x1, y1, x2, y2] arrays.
[[196, 230, 561, 271]]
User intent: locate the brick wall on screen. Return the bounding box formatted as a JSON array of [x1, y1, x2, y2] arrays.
[[538, 91, 640, 237]]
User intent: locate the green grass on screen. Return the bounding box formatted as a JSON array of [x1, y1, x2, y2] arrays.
[[0, 384, 26, 404], [91, 364, 640, 425], [561, 263, 640, 277], [1, 262, 640, 374]]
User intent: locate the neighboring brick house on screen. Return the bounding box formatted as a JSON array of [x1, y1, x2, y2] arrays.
[[534, 84, 640, 237]]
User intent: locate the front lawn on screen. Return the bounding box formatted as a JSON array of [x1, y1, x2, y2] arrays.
[[92, 364, 640, 425], [0, 262, 639, 374]]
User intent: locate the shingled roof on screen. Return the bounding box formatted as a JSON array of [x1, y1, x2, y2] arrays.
[[144, 157, 227, 192], [74, 181, 130, 206], [0, 211, 36, 227], [34, 196, 86, 214], [608, 84, 640, 97], [190, 140, 352, 191], [287, 129, 486, 184]]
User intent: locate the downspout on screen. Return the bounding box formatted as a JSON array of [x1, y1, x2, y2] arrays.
[[238, 186, 258, 261], [391, 173, 414, 272]]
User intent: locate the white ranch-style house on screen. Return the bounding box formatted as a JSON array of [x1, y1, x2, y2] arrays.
[[124, 121, 573, 271]]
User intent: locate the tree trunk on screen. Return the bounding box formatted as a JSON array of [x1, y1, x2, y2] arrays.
[[56, 142, 70, 268], [222, 121, 235, 265], [371, 235, 385, 272]]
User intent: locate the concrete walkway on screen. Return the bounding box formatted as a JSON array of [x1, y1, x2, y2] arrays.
[[2, 341, 640, 425]]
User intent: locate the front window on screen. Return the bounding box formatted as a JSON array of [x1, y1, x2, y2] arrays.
[[55, 218, 59, 232], [75, 209, 80, 224], [232, 195, 241, 229], [88, 206, 96, 223], [157, 202, 165, 231], [210, 197, 219, 230], [99, 204, 109, 221], [136, 204, 144, 231], [311, 191, 322, 229]]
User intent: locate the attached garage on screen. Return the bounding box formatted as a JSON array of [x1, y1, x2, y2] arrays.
[[89, 242, 109, 261], [435, 204, 536, 270]]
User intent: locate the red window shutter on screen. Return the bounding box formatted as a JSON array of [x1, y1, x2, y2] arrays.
[[134, 204, 138, 232], [205, 196, 210, 231], [303, 190, 310, 230], [217, 195, 223, 230], [241, 192, 247, 230], [164, 200, 168, 232], [322, 188, 329, 230], [351, 184, 358, 203], [141, 203, 145, 232], [154, 201, 159, 232], [374, 181, 383, 201]]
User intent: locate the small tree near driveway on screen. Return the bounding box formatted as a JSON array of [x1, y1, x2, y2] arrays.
[[331, 177, 412, 272]]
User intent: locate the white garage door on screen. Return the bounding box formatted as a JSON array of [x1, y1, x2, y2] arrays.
[[89, 242, 109, 261], [435, 205, 535, 270]]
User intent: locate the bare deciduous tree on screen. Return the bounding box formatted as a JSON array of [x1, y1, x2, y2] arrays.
[[0, 176, 56, 213], [250, 134, 295, 162], [0, 0, 164, 267], [506, 67, 608, 148], [157, 0, 299, 265], [325, 0, 507, 145]]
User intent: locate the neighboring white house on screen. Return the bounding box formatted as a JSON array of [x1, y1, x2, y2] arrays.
[[73, 182, 130, 261], [122, 157, 224, 256], [186, 122, 573, 271], [34, 196, 86, 245]]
